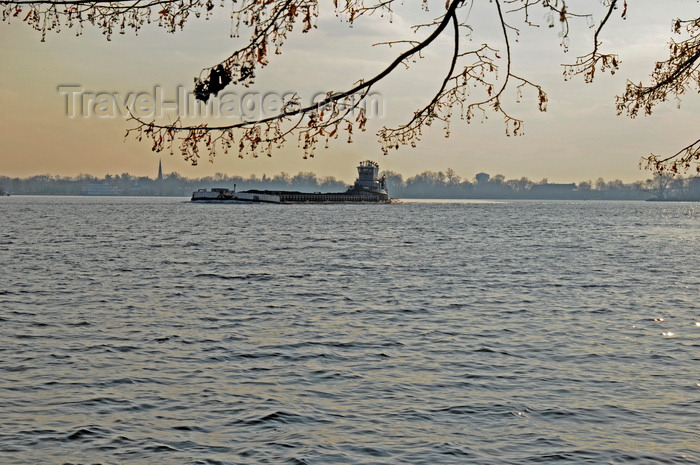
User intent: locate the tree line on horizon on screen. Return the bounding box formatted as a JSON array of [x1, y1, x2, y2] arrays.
[[1, 170, 698, 201]]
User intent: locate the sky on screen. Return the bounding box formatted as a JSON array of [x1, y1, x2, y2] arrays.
[[1, 0, 698, 183]]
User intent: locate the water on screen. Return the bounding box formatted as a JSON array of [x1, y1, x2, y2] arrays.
[[1, 196, 698, 464]]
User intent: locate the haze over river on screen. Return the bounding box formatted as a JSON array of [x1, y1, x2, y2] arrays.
[[1, 196, 698, 464]]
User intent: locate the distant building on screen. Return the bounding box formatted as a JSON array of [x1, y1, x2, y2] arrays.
[[157, 158, 164, 182], [475, 172, 490, 185], [530, 183, 576, 199], [81, 183, 120, 196]]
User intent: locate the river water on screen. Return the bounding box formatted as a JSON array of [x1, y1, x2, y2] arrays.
[[1, 196, 698, 464]]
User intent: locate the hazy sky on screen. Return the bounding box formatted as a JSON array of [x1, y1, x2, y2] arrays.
[[1, 1, 698, 183]]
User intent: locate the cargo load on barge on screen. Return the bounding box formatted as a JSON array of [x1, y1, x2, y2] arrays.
[[191, 161, 390, 204]]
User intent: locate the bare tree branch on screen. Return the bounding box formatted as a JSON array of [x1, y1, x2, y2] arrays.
[[562, 0, 621, 82]]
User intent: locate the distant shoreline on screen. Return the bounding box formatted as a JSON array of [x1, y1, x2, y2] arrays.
[[1, 170, 698, 201], [2, 193, 698, 202]]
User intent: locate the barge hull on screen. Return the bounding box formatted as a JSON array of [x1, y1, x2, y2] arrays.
[[243, 190, 389, 203]]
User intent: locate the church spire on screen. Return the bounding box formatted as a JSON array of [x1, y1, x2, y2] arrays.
[[157, 158, 163, 182]]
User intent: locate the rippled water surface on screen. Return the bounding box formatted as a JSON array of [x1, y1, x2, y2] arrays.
[[1, 196, 698, 464]]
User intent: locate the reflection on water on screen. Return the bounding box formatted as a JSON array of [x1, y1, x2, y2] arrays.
[[0, 197, 698, 464]]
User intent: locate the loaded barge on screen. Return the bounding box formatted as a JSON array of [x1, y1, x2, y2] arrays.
[[192, 161, 390, 204]]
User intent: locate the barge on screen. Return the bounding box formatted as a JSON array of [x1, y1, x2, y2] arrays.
[[192, 161, 390, 204]]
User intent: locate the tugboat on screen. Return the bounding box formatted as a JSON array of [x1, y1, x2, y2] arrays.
[[192, 161, 390, 203]]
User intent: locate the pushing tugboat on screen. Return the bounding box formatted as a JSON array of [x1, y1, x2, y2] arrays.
[[192, 160, 390, 204]]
